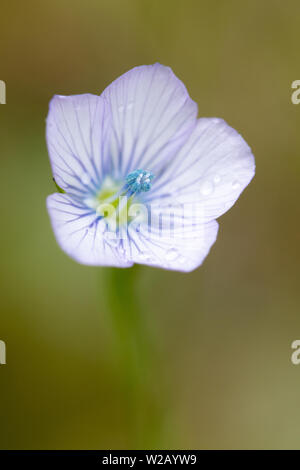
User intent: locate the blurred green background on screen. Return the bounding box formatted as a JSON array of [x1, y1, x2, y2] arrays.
[[1, 0, 300, 449]]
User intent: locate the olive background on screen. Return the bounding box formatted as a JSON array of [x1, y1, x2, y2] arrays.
[[0, 0, 300, 449]]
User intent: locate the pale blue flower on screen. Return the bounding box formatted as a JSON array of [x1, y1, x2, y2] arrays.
[[46, 64, 255, 271]]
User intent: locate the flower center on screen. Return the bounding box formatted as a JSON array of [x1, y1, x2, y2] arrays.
[[90, 169, 154, 229]]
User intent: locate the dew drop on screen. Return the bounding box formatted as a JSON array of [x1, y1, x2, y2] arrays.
[[119, 247, 126, 258], [165, 248, 179, 261], [232, 180, 241, 189], [199, 180, 214, 196], [178, 256, 186, 264], [139, 252, 151, 261], [214, 174, 221, 184]]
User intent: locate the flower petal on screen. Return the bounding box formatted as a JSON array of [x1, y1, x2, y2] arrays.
[[126, 217, 219, 272], [101, 63, 198, 178], [47, 193, 133, 267], [46, 94, 110, 196], [147, 118, 255, 223]]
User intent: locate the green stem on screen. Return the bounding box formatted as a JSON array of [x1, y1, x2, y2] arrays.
[[103, 265, 164, 448]]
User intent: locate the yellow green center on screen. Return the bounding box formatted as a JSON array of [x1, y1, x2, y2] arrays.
[[95, 177, 138, 228]]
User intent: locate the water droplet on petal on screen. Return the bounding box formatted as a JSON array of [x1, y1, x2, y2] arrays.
[[165, 248, 179, 261], [178, 256, 186, 264], [139, 252, 152, 261], [214, 174, 221, 184], [199, 180, 214, 196], [119, 247, 126, 259], [232, 180, 241, 189]]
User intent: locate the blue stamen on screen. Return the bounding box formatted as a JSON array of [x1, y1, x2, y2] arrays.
[[124, 169, 155, 196]]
